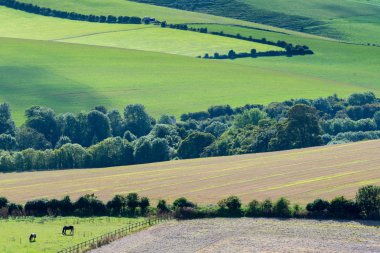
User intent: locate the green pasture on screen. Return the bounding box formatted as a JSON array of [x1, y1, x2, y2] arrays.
[[192, 24, 380, 90], [0, 7, 280, 57], [0, 37, 365, 124], [241, 0, 380, 44], [14, 0, 268, 27], [0, 217, 142, 253]]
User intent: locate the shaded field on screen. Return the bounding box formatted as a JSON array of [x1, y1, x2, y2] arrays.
[[1, 140, 379, 205], [91, 218, 380, 253], [0, 217, 142, 253]]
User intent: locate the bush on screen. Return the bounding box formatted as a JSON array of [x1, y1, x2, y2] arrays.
[[245, 199, 261, 217], [329, 196, 359, 219], [306, 199, 330, 218], [157, 199, 170, 214], [217, 196, 242, 216], [356, 185, 380, 219], [273, 197, 291, 218], [173, 197, 195, 208], [260, 199, 273, 217]]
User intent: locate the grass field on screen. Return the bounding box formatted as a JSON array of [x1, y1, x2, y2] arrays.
[[0, 5, 379, 123], [0, 7, 280, 57], [90, 218, 380, 253], [1, 140, 379, 205], [129, 0, 380, 44], [0, 217, 142, 253]]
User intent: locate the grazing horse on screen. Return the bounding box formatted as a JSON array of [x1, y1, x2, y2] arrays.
[[62, 225, 74, 235], [29, 233, 36, 242]]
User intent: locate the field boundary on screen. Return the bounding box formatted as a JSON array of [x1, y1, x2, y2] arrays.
[[56, 214, 173, 253]]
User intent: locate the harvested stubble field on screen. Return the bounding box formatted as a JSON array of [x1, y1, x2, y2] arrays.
[[90, 218, 380, 253], [1, 140, 379, 205]]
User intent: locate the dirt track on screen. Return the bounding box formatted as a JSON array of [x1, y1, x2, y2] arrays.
[[90, 218, 380, 253], [1, 140, 380, 204]]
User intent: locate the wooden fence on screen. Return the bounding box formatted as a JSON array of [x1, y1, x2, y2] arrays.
[[57, 214, 173, 253]]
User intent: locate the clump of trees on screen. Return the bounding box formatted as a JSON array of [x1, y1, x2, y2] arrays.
[[0, 0, 142, 24], [2, 185, 379, 221], [0, 92, 379, 172]]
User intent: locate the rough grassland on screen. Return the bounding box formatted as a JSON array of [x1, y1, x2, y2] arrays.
[[0, 7, 280, 57], [1, 140, 379, 205], [90, 218, 380, 253], [0, 217, 142, 253]]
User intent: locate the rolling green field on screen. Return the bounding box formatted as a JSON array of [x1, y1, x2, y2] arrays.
[[130, 0, 380, 44], [0, 7, 279, 57], [0, 217, 142, 253], [0, 3, 379, 123]]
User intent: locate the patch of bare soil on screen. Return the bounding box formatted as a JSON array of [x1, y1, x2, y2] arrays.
[[90, 218, 380, 253]]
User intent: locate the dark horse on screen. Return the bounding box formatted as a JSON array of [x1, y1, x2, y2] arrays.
[[62, 226, 74, 236], [29, 233, 36, 242]]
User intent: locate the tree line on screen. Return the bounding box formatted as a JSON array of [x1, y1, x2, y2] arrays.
[[0, 0, 142, 24], [0, 92, 380, 172], [1, 185, 379, 221]]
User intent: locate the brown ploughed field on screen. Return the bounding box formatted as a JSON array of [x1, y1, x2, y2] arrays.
[[1, 140, 379, 204]]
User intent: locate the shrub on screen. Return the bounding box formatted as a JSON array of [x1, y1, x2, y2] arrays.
[[245, 199, 261, 217], [356, 185, 380, 219], [306, 199, 330, 218], [217, 196, 242, 216], [157, 199, 170, 214], [173, 197, 195, 209], [260, 199, 273, 217], [273, 197, 292, 218], [329, 196, 359, 219]]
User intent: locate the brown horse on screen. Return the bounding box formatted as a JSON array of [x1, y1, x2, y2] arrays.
[[62, 226, 74, 235]]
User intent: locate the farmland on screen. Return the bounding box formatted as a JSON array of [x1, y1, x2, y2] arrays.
[[90, 218, 380, 253], [0, 6, 379, 123], [0, 217, 142, 253], [1, 140, 379, 205]]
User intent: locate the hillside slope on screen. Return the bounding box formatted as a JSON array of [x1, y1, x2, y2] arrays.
[[130, 0, 380, 44], [1, 140, 379, 204]]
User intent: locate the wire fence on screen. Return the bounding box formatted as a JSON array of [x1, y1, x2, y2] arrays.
[[57, 214, 173, 253]]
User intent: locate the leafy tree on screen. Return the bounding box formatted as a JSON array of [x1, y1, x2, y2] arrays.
[[124, 104, 152, 137], [173, 197, 195, 208], [356, 185, 380, 219], [107, 195, 127, 215], [157, 199, 170, 213], [269, 104, 322, 150], [74, 194, 107, 216], [0, 197, 8, 209], [177, 132, 215, 159], [261, 199, 273, 217], [139, 197, 150, 215], [55, 143, 91, 169], [133, 137, 152, 164], [348, 92, 376, 106], [329, 196, 359, 219], [0, 134, 17, 150], [93, 105, 107, 114], [16, 127, 51, 150], [107, 109, 125, 137], [246, 199, 261, 217], [87, 110, 111, 144], [374, 111, 380, 129], [233, 108, 268, 128], [151, 138, 170, 162], [0, 103, 15, 135], [126, 193, 140, 215], [25, 106, 59, 145], [306, 199, 330, 217], [89, 137, 134, 167], [204, 121, 228, 137], [218, 196, 242, 216], [207, 105, 233, 118], [273, 197, 291, 218], [56, 113, 81, 144], [123, 130, 137, 142], [158, 114, 176, 125], [55, 136, 71, 149]]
